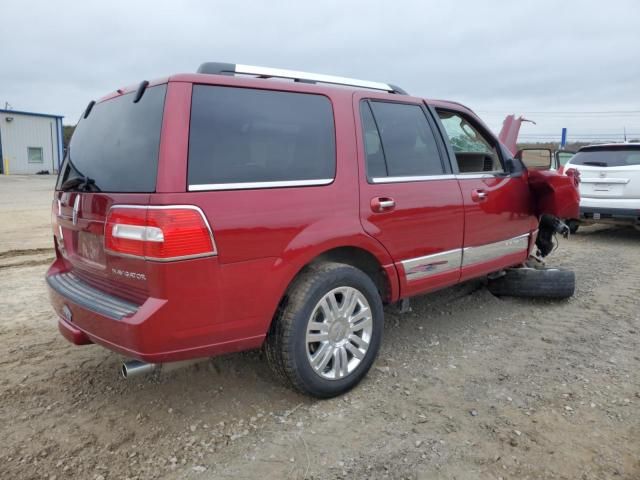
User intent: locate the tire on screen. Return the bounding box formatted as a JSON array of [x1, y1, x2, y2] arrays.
[[487, 267, 575, 299], [265, 262, 384, 398], [567, 219, 580, 234]]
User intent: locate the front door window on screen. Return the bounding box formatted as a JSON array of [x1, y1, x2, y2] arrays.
[[438, 111, 503, 174]]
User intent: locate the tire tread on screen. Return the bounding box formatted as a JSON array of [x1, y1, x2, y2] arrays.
[[488, 267, 575, 299], [265, 262, 382, 397]]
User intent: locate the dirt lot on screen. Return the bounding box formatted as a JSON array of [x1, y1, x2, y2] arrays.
[[1, 175, 638, 480]]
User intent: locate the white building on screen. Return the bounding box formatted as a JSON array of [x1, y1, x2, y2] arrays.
[[0, 109, 64, 175]]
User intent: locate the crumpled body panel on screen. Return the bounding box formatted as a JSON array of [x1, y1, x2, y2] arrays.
[[528, 169, 580, 219]]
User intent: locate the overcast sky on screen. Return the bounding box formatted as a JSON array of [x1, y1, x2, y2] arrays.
[[2, 0, 639, 141]]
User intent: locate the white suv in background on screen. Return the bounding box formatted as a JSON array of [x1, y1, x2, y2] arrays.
[[564, 143, 640, 231]]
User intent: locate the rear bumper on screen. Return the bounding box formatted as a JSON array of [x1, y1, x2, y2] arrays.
[[579, 206, 640, 224], [47, 257, 266, 363], [580, 196, 640, 211], [578, 197, 640, 225], [47, 272, 139, 320], [58, 315, 92, 345]]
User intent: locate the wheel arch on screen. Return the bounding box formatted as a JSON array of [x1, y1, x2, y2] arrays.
[[263, 240, 400, 337], [301, 245, 395, 302]]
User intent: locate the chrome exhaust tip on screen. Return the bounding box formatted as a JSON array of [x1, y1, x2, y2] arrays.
[[121, 360, 158, 379]]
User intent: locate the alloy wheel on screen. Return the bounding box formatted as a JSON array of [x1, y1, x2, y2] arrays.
[[305, 286, 373, 380]]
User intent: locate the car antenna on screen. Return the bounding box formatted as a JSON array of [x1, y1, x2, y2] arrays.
[[82, 100, 96, 119], [133, 80, 150, 103]]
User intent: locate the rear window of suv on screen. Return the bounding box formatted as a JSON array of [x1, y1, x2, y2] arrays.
[[570, 147, 640, 167], [57, 84, 167, 192], [187, 85, 336, 190]]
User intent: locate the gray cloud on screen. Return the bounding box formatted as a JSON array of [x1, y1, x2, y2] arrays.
[[2, 0, 639, 140]]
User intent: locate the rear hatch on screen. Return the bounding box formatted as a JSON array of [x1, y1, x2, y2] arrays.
[[53, 84, 167, 303], [569, 145, 640, 199]]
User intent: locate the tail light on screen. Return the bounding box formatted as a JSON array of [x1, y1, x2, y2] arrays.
[[105, 206, 216, 261], [565, 168, 581, 187]]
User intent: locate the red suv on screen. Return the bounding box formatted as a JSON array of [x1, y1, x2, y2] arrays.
[[47, 62, 579, 397]]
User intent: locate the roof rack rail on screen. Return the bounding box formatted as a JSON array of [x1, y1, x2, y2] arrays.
[[196, 62, 408, 95]]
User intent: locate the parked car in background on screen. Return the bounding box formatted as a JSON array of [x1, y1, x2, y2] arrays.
[[554, 150, 575, 174], [563, 143, 640, 232], [47, 62, 579, 397]]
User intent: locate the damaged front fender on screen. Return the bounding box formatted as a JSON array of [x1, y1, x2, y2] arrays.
[[527, 169, 580, 219]]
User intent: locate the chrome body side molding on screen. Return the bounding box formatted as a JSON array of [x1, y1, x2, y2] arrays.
[[401, 249, 462, 281], [461, 233, 529, 267], [401, 233, 530, 282]]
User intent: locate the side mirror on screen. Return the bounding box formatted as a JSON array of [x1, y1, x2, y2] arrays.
[[516, 148, 553, 170]]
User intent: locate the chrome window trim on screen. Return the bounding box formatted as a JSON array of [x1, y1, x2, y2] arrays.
[[188, 178, 334, 191], [371, 174, 457, 184], [401, 248, 462, 281], [454, 173, 502, 180], [462, 233, 529, 267], [105, 204, 217, 261]]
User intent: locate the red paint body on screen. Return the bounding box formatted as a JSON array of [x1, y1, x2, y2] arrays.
[[47, 74, 579, 363]]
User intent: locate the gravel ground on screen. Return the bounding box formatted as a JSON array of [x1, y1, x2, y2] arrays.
[[0, 175, 638, 479]]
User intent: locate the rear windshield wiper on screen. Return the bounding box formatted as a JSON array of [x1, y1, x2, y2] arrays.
[[60, 175, 100, 192], [582, 161, 608, 167]]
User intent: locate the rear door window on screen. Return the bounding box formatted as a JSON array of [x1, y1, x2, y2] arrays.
[[57, 85, 167, 192], [362, 101, 445, 179], [188, 85, 336, 189]]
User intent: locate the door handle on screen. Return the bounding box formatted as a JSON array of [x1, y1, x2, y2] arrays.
[[371, 197, 396, 212], [471, 189, 488, 202]]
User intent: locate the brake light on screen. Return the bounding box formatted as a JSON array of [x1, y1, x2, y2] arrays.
[[565, 168, 581, 187], [105, 206, 216, 261]]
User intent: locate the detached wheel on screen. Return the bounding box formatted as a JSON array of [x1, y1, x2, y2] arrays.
[[488, 267, 575, 299], [265, 262, 383, 398]]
